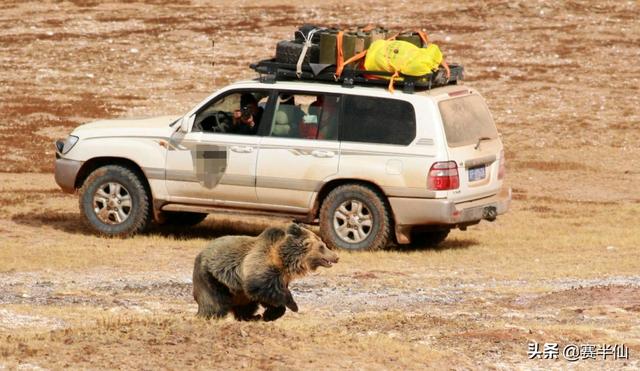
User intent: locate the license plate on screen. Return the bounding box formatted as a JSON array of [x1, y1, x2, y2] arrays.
[[468, 165, 486, 182]]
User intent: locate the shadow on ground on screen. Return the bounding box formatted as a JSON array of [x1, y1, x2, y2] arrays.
[[10, 211, 281, 239], [390, 238, 479, 252], [11, 211, 478, 251], [11, 211, 94, 234]]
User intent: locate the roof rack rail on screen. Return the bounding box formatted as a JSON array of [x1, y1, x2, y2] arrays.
[[249, 59, 464, 93]]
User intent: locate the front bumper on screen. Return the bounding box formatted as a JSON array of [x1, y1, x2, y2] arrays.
[[54, 158, 83, 193], [389, 187, 512, 226]]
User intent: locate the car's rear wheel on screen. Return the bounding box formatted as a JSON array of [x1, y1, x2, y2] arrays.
[[79, 165, 152, 237], [319, 184, 391, 251]]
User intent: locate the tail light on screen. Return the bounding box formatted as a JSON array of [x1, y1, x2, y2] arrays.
[[427, 161, 459, 190], [498, 150, 506, 180]]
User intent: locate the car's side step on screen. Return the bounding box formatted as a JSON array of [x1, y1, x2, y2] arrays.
[[161, 203, 313, 223]]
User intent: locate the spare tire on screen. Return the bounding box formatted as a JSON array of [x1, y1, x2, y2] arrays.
[[294, 24, 323, 43], [276, 40, 320, 65]]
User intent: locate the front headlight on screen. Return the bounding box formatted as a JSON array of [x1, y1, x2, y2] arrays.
[[55, 135, 79, 154]]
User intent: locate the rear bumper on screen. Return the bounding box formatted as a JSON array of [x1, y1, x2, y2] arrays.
[[389, 187, 512, 226], [54, 158, 83, 193]]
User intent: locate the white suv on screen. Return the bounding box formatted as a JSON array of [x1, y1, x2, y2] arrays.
[[55, 79, 510, 250]]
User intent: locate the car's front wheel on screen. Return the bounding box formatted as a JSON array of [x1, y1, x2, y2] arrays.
[[319, 184, 392, 251], [79, 165, 152, 237]]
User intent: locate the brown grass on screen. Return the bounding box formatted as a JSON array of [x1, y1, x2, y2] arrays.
[[0, 173, 639, 369], [1, 0, 640, 369], [514, 161, 591, 172]]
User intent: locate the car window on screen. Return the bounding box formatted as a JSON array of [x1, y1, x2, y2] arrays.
[[340, 95, 416, 145], [438, 94, 498, 147], [193, 90, 270, 136], [270, 92, 340, 141]]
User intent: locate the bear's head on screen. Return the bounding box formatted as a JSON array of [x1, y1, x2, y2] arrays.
[[278, 223, 339, 276]]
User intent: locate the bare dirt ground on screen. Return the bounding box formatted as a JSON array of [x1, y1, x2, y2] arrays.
[[1, 0, 639, 369]]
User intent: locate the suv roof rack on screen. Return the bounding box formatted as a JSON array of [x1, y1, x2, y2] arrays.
[[249, 59, 464, 94]]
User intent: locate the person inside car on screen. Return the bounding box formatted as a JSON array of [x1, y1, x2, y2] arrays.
[[310, 95, 338, 140], [231, 93, 263, 135]]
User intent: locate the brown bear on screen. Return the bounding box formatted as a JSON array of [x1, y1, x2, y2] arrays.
[[192, 223, 339, 321]]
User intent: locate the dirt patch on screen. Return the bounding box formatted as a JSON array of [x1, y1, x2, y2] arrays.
[[525, 205, 554, 213], [0, 309, 64, 330], [514, 161, 591, 172], [521, 285, 640, 310]]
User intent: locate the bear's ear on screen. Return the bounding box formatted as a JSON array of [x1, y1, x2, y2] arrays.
[[262, 227, 286, 244], [287, 223, 304, 237]]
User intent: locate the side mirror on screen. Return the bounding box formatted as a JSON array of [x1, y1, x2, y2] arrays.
[[180, 115, 194, 133]]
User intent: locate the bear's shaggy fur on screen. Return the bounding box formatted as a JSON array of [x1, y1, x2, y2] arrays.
[[192, 223, 339, 321]]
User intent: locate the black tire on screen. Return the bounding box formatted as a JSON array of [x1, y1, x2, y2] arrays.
[[294, 24, 323, 43], [410, 230, 450, 248], [156, 211, 208, 226], [275, 40, 320, 65], [319, 184, 392, 251], [78, 165, 152, 237]]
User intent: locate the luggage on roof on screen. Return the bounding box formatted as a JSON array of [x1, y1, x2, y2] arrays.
[[261, 25, 464, 93], [364, 40, 444, 78], [249, 59, 463, 94]]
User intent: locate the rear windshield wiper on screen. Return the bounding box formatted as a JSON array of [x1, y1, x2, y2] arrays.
[[474, 136, 492, 150]]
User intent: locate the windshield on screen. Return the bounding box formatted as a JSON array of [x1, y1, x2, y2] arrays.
[[438, 94, 498, 148]]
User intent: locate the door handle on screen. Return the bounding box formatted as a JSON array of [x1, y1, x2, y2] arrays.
[[311, 150, 335, 158], [230, 145, 254, 153]]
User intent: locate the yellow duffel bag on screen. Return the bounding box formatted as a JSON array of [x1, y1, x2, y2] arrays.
[[364, 39, 443, 77]]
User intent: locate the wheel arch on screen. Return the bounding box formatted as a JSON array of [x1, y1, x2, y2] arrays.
[[75, 157, 153, 199], [312, 178, 394, 223], [315, 178, 397, 250]]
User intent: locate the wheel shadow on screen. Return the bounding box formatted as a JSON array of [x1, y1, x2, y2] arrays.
[[11, 210, 95, 235], [387, 238, 480, 252], [146, 217, 281, 240], [10, 211, 288, 240], [11, 211, 480, 251]]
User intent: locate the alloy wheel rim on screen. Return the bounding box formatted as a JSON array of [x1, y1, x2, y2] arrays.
[[333, 199, 373, 244], [92, 182, 132, 225]]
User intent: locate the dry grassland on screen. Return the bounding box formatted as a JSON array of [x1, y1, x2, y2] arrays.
[[1, 0, 640, 369]]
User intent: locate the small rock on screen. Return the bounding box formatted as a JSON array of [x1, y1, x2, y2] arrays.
[[130, 48, 139, 54], [606, 246, 616, 251]]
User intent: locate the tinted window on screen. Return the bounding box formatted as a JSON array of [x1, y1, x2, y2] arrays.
[[270, 92, 340, 141], [341, 95, 416, 145], [438, 95, 498, 147]]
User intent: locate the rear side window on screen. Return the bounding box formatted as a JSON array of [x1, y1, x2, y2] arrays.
[[438, 95, 498, 147], [270, 92, 340, 140], [341, 95, 416, 145]]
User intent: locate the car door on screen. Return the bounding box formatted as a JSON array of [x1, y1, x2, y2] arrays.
[[165, 89, 274, 205], [256, 92, 341, 210]]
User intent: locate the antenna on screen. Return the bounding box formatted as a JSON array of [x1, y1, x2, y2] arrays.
[[211, 39, 216, 88]]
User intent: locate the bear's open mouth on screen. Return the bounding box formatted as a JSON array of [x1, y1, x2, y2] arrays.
[[320, 258, 338, 268]]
